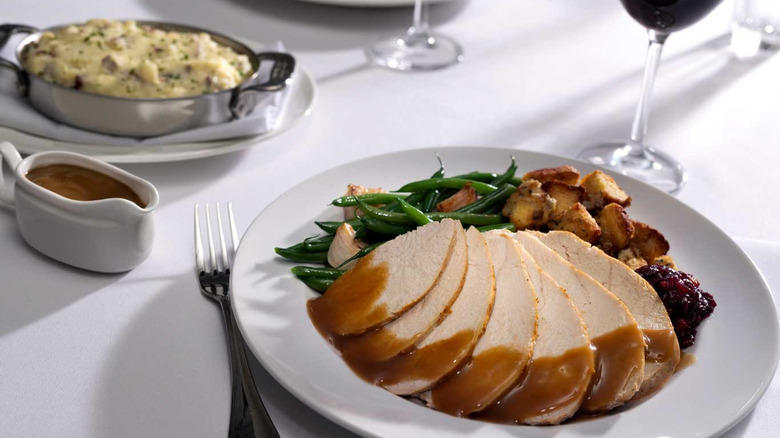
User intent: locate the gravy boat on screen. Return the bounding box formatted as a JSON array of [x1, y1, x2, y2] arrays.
[[0, 141, 158, 273]]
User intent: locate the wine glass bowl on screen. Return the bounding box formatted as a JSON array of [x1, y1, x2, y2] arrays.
[[577, 0, 724, 193], [620, 0, 724, 33]]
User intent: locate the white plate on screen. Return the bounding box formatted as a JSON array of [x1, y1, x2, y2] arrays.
[[2, 68, 316, 164], [231, 147, 779, 438], [295, 0, 455, 8]]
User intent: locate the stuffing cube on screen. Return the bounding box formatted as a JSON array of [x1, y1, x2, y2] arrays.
[[542, 180, 584, 218], [522, 165, 581, 185], [581, 170, 632, 210], [595, 203, 635, 254], [548, 202, 601, 244], [502, 180, 556, 230], [628, 220, 670, 263], [618, 248, 648, 270]]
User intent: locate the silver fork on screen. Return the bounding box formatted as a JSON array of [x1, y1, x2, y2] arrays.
[[195, 203, 279, 438]]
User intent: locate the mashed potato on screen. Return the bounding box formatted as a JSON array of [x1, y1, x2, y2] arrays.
[[23, 19, 253, 98]]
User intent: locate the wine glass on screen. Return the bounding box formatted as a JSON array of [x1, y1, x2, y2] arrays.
[[365, 0, 463, 71], [577, 0, 723, 193]]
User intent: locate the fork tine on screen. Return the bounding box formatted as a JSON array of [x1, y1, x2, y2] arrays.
[[216, 203, 229, 271], [205, 203, 217, 273], [194, 204, 204, 273], [228, 202, 239, 257]]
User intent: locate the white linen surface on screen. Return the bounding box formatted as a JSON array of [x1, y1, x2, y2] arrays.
[[2, 1, 780, 437], [0, 41, 292, 145]]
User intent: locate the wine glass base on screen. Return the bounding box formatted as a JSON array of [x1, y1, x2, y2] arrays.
[[576, 141, 687, 194], [365, 30, 464, 71]]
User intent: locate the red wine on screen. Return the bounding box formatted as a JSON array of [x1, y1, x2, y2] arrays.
[[619, 0, 723, 33]]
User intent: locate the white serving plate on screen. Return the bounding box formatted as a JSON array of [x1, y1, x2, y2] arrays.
[[2, 68, 316, 164], [231, 147, 779, 438]]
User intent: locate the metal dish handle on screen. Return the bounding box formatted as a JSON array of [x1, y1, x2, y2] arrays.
[[229, 52, 296, 120], [0, 24, 38, 96]]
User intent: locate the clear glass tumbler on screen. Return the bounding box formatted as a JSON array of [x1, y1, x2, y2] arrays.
[[731, 0, 780, 57]]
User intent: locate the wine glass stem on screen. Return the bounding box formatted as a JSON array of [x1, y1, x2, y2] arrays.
[[410, 0, 429, 36], [628, 30, 668, 157]]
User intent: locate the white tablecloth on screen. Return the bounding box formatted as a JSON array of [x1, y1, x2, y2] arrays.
[[1, 0, 778, 437]]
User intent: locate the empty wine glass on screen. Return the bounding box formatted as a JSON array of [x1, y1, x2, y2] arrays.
[[365, 0, 463, 71], [577, 0, 723, 194]]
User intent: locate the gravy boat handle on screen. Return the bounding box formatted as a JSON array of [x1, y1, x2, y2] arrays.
[[0, 141, 22, 208]]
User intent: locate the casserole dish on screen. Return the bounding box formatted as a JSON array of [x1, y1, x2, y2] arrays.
[[0, 21, 295, 137]]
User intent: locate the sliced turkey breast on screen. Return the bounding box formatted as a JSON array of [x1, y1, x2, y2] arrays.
[[512, 231, 645, 413], [532, 230, 680, 398], [380, 227, 496, 395], [425, 232, 537, 416], [480, 239, 594, 425], [308, 219, 458, 336], [337, 227, 468, 364]]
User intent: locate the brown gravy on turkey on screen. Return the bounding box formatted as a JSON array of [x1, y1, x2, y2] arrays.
[[479, 346, 595, 423], [581, 324, 646, 412]]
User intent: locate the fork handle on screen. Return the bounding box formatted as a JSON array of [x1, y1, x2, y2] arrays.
[[221, 301, 280, 438], [231, 316, 280, 438], [219, 301, 247, 438]]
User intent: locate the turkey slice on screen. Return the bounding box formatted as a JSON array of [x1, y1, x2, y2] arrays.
[[380, 227, 496, 395], [308, 219, 458, 336], [532, 230, 680, 398], [424, 231, 537, 415], [480, 237, 594, 425], [512, 231, 645, 413], [337, 227, 468, 364]]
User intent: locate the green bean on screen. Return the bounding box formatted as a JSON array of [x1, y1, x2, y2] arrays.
[[457, 184, 516, 214], [421, 189, 439, 212], [291, 266, 343, 279], [336, 242, 384, 269], [477, 223, 517, 232], [354, 199, 504, 226], [404, 191, 429, 204], [354, 224, 368, 239], [359, 216, 414, 235], [451, 171, 498, 183], [284, 242, 306, 251], [428, 212, 505, 225], [300, 277, 334, 293], [303, 235, 335, 252], [485, 204, 505, 215], [383, 191, 427, 212], [398, 199, 433, 225], [420, 156, 445, 212], [450, 171, 521, 187], [396, 178, 497, 195], [434, 188, 457, 205], [274, 247, 329, 263], [315, 219, 360, 234], [354, 198, 415, 224], [385, 158, 444, 212], [331, 193, 405, 207], [432, 154, 445, 179], [490, 157, 517, 187]]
